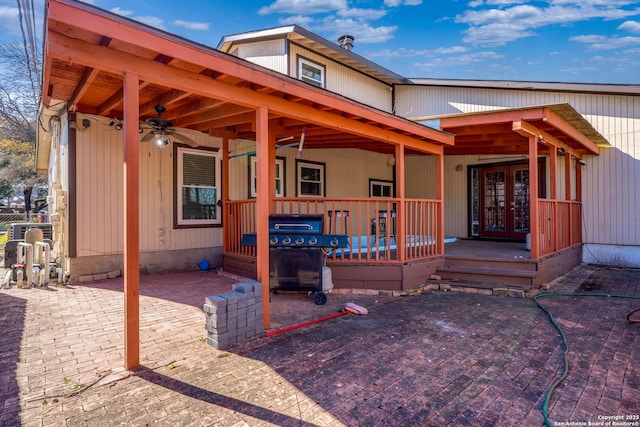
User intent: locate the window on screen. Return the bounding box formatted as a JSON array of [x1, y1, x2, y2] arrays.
[[369, 179, 394, 198], [298, 56, 325, 88], [249, 155, 285, 198], [175, 146, 221, 227], [296, 160, 325, 197]]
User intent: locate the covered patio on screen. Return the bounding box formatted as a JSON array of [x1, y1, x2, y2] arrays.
[[418, 105, 607, 288], [40, 0, 453, 368]]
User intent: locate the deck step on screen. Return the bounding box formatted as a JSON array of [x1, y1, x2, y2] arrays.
[[436, 265, 538, 288]]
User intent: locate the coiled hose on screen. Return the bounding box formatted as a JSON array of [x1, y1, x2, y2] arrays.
[[534, 293, 640, 427]]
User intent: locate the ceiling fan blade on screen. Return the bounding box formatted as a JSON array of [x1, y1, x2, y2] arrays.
[[171, 131, 199, 147], [140, 131, 154, 142]]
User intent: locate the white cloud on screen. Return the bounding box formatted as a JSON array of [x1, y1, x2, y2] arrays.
[[413, 50, 504, 72], [259, 0, 347, 15], [618, 20, 640, 33], [570, 34, 640, 49], [338, 8, 388, 20], [109, 7, 134, 17], [384, 0, 422, 6], [315, 17, 398, 43], [135, 16, 166, 30], [278, 15, 315, 26], [457, 2, 640, 46], [0, 6, 20, 37], [369, 45, 468, 59], [433, 46, 468, 54], [172, 20, 210, 31]]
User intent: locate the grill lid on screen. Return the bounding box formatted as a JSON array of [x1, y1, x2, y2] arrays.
[[269, 214, 323, 234]]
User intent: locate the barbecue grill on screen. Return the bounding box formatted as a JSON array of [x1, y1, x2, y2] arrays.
[[241, 213, 349, 305]]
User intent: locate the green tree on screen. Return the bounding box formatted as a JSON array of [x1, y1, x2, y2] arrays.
[[0, 138, 42, 209], [0, 37, 46, 212]]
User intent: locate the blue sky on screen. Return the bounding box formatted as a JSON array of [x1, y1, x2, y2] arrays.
[[2, 0, 640, 84]]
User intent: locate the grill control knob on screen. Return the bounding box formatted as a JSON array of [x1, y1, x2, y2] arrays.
[[282, 236, 292, 245], [308, 237, 318, 246], [269, 236, 279, 245], [330, 238, 339, 247], [295, 237, 305, 246]]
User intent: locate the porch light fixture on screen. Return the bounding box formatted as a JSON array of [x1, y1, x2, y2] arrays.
[[578, 159, 586, 166], [558, 147, 567, 154], [109, 118, 123, 130]]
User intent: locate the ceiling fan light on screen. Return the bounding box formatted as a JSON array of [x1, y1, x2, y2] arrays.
[[155, 133, 170, 147]]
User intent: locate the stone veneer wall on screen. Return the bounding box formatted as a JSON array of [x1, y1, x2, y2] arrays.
[[204, 280, 264, 349]]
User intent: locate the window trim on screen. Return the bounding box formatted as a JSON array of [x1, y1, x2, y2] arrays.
[[248, 155, 286, 198], [296, 159, 326, 197], [369, 179, 394, 198], [297, 55, 325, 88], [174, 144, 222, 228]]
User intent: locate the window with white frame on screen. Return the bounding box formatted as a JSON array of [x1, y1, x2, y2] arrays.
[[249, 155, 285, 198], [370, 179, 394, 198], [296, 160, 325, 197], [298, 56, 325, 88], [176, 146, 221, 226]]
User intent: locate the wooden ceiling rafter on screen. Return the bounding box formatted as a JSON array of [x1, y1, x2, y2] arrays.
[[45, 1, 453, 158], [68, 36, 112, 109]]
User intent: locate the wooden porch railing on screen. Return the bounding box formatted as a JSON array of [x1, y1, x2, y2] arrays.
[[224, 198, 442, 263], [537, 199, 582, 257]]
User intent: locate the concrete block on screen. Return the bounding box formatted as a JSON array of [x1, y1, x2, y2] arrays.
[[493, 288, 509, 296], [93, 273, 108, 281], [233, 281, 257, 294], [205, 295, 228, 308], [78, 274, 94, 283], [203, 304, 222, 315], [508, 289, 525, 298], [107, 270, 121, 279], [219, 290, 242, 301], [439, 284, 451, 291], [206, 315, 227, 331], [424, 283, 440, 292], [430, 274, 442, 280], [525, 289, 540, 298]]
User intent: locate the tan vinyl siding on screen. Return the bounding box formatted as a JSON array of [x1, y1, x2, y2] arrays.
[[288, 45, 392, 113], [74, 114, 223, 257], [396, 86, 640, 246], [237, 40, 287, 74]]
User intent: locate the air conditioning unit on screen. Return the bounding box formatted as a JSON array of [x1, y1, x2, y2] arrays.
[[8, 223, 53, 241]]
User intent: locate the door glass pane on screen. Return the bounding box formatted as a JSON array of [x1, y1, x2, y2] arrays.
[[484, 171, 505, 232], [513, 169, 530, 233]]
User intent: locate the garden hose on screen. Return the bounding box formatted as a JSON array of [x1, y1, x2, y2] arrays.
[[534, 293, 640, 427]]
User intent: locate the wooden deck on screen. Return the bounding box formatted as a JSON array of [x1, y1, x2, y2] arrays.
[[223, 239, 582, 293], [436, 238, 582, 290]]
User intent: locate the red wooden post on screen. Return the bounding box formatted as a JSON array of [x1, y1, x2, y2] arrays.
[[549, 146, 558, 252], [528, 136, 539, 259], [436, 150, 445, 256], [222, 137, 230, 252], [123, 72, 140, 370], [255, 107, 271, 329], [395, 143, 405, 263]]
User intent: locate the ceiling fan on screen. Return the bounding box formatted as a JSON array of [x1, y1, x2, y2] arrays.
[[140, 105, 199, 148]]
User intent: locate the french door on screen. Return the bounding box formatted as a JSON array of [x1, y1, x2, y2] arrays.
[[481, 165, 530, 240]]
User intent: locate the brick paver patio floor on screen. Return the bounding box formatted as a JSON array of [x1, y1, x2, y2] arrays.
[[1, 265, 639, 426]]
